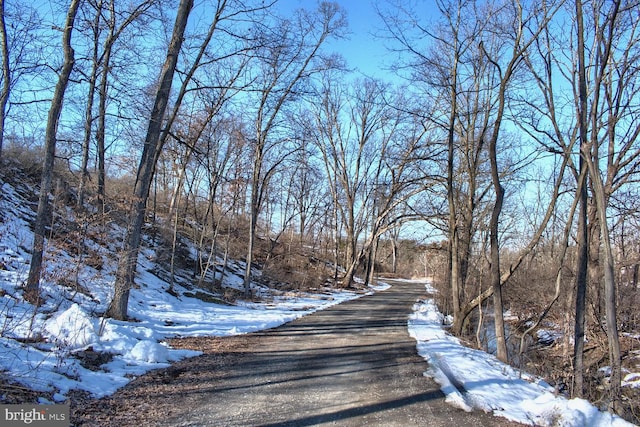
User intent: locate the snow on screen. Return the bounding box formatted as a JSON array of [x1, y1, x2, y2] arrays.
[[408, 282, 635, 426], [0, 176, 637, 426], [45, 304, 97, 351], [0, 245, 372, 398], [0, 176, 379, 400]]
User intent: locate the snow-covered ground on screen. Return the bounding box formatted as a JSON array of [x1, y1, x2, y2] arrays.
[[0, 176, 382, 402], [408, 281, 636, 426], [0, 235, 375, 401], [0, 173, 638, 426], [0, 262, 375, 401]]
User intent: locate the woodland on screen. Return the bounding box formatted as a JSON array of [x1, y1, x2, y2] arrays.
[[0, 0, 639, 423]]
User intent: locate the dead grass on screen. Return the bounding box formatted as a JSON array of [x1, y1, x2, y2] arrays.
[[0, 377, 54, 404]]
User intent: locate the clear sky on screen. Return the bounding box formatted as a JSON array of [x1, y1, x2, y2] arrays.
[[275, 0, 396, 79], [329, 0, 390, 77]]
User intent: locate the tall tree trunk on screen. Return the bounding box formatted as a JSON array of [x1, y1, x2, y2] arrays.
[[332, 197, 340, 283], [0, 0, 11, 162], [25, 0, 81, 302], [391, 236, 398, 275], [243, 145, 262, 298], [582, 0, 623, 396], [95, 70, 109, 208], [488, 135, 507, 363], [573, 167, 589, 397], [588, 161, 622, 411], [94, 0, 153, 208], [573, 0, 590, 398], [364, 234, 380, 287], [477, 0, 552, 364], [590, 0, 623, 410], [78, 2, 102, 208], [480, 38, 513, 363], [106, 0, 193, 320], [446, 35, 462, 333], [95, 1, 115, 210]]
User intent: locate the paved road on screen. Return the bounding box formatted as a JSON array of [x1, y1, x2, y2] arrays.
[[74, 280, 521, 426]]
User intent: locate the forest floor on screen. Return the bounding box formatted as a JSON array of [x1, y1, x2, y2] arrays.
[[71, 280, 521, 427]]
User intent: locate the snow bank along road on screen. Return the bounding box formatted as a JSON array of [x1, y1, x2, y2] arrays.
[[74, 281, 521, 426]]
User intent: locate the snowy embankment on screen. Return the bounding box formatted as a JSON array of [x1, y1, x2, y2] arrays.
[[408, 282, 635, 427], [0, 244, 380, 402], [0, 177, 387, 402]]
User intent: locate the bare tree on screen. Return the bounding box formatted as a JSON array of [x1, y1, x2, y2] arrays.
[[24, 0, 81, 303], [241, 2, 347, 296], [195, 116, 246, 287], [514, 0, 592, 396], [444, 1, 464, 337], [573, 0, 591, 398], [310, 76, 427, 287], [477, 0, 559, 362], [0, 0, 10, 161], [311, 77, 386, 287], [575, 0, 640, 410], [287, 132, 325, 246], [500, 0, 639, 406], [106, 0, 266, 319], [77, 0, 157, 207], [382, 2, 562, 354], [0, 2, 43, 163], [106, 0, 193, 319], [477, 2, 523, 363], [77, 0, 102, 207], [379, 0, 494, 334]]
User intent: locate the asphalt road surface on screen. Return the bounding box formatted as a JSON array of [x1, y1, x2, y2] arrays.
[[74, 280, 522, 426]]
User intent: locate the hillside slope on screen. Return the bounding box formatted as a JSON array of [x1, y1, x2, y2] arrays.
[[0, 161, 371, 402]]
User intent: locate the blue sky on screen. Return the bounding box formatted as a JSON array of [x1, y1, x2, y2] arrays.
[[329, 0, 389, 77], [275, 1, 442, 81], [275, 0, 398, 79]]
